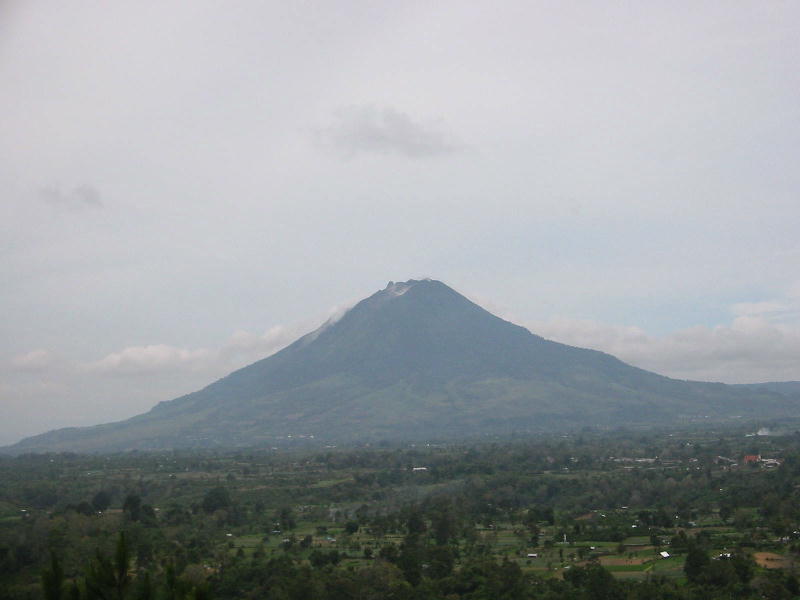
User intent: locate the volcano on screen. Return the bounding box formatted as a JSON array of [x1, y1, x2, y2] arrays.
[[6, 279, 797, 453]]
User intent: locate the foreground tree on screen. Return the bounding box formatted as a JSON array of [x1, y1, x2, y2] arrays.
[[41, 552, 65, 600], [85, 533, 131, 600]]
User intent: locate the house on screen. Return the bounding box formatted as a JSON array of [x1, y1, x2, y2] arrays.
[[743, 454, 761, 465], [660, 551, 670, 559]]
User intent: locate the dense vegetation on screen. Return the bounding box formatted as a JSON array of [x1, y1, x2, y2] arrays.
[[3, 424, 800, 599]]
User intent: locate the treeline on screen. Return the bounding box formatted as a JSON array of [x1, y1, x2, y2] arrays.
[[36, 529, 800, 600]]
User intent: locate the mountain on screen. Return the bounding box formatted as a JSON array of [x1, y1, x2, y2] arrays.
[[6, 279, 799, 453], [733, 382, 800, 396]]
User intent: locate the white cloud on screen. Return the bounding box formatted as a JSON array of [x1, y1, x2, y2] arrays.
[[39, 183, 103, 210], [10, 349, 55, 372], [530, 309, 800, 384], [8, 298, 354, 387], [730, 301, 786, 317], [84, 344, 214, 375], [319, 106, 461, 158], [80, 306, 350, 377], [218, 326, 303, 364], [731, 291, 800, 325], [82, 333, 277, 377]]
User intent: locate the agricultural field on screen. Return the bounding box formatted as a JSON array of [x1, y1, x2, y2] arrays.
[[2, 424, 800, 598]]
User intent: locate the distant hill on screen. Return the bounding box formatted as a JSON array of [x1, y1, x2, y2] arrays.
[[732, 381, 800, 396], [5, 279, 799, 453]]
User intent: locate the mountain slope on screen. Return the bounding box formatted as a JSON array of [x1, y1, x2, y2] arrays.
[[733, 382, 800, 396], [6, 279, 799, 453]]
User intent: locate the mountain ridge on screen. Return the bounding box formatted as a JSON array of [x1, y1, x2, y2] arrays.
[[5, 279, 799, 453]]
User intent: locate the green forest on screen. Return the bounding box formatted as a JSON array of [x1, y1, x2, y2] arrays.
[[3, 424, 800, 599]]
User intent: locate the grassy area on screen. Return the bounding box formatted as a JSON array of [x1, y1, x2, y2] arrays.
[[0, 515, 22, 523], [623, 536, 651, 545], [604, 564, 650, 572], [220, 524, 703, 584], [310, 477, 353, 488]]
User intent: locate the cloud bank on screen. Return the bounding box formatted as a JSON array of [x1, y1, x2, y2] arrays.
[[530, 290, 800, 383], [82, 325, 304, 376]]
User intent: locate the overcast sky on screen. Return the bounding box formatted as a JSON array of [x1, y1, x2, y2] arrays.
[[2, 1, 799, 446]]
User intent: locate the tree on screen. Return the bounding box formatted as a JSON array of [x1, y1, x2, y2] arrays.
[[85, 532, 131, 600], [275, 506, 296, 530], [139, 504, 157, 523], [704, 558, 737, 588], [201, 487, 231, 514], [406, 509, 426, 536], [523, 511, 541, 544], [345, 521, 360, 535], [378, 544, 399, 563], [427, 545, 455, 579], [75, 501, 95, 516], [41, 552, 65, 600], [683, 544, 710, 583], [650, 532, 661, 552], [92, 491, 112, 513], [563, 562, 617, 600], [730, 551, 755, 584], [354, 561, 411, 599], [431, 506, 457, 545], [733, 508, 754, 530], [397, 537, 424, 586], [122, 494, 142, 521], [654, 508, 673, 528], [132, 572, 155, 600], [719, 504, 732, 523]]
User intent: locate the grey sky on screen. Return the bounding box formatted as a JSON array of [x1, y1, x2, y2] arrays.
[[2, 1, 799, 445]]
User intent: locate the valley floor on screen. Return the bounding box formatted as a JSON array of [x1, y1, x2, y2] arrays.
[[2, 423, 800, 599]]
